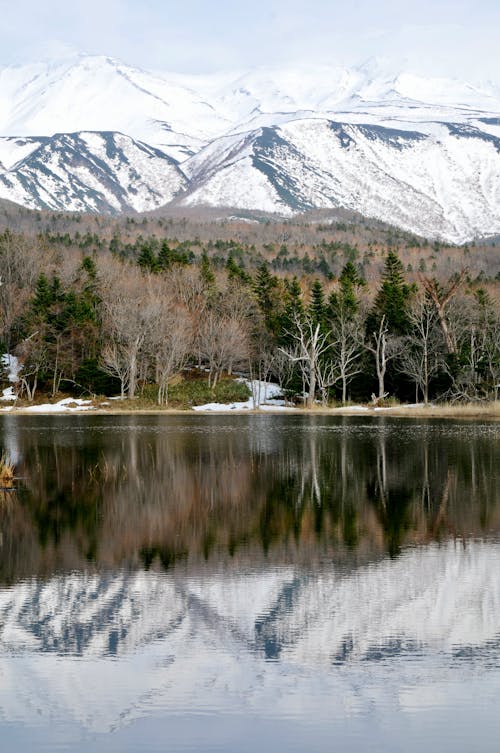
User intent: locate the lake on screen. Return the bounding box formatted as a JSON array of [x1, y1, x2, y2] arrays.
[[0, 414, 499, 752]]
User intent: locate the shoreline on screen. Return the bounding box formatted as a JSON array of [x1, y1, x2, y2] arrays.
[[2, 402, 500, 419]]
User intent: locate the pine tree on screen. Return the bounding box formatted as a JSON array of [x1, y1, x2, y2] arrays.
[[200, 250, 215, 286], [309, 280, 327, 329], [157, 241, 173, 270], [80, 256, 97, 280], [137, 243, 157, 272], [31, 273, 53, 315], [372, 251, 412, 334], [329, 262, 364, 321], [226, 254, 251, 284], [279, 276, 304, 346]]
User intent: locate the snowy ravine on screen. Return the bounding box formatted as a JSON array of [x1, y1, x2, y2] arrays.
[[0, 541, 499, 733], [1, 54, 500, 239]]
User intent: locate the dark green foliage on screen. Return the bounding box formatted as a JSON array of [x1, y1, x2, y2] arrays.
[[31, 273, 53, 315], [279, 276, 304, 346], [81, 255, 97, 279], [200, 249, 215, 286], [157, 240, 191, 269], [254, 263, 282, 335], [75, 358, 120, 396], [328, 262, 364, 321], [309, 280, 327, 328], [372, 251, 413, 334], [24, 270, 102, 395], [226, 254, 251, 284], [137, 242, 157, 271]]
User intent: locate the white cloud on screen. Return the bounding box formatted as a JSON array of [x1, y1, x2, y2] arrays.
[[0, 0, 499, 79]]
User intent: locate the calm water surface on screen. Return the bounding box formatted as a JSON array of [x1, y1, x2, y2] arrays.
[[0, 414, 499, 752]]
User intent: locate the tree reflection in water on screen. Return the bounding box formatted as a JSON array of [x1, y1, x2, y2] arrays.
[[0, 415, 499, 582]]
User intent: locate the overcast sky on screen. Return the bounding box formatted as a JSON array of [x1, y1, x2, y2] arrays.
[[2, 0, 499, 79]]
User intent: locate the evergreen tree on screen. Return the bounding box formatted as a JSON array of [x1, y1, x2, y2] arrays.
[[31, 273, 53, 315], [200, 250, 215, 286], [254, 263, 281, 335], [309, 280, 327, 329], [80, 256, 97, 280], [157, 241, 173, 270], [226, 254, 251, 284], [279, 276, 304, 346], [137, 243, 157, 272], [372, 251, 412, 334], [157, 240, 191, 269], [328, 262, 364, 321]]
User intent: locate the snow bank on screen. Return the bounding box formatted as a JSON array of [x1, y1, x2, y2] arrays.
[[1, 354, 21, 383], [192, 379, 295, 412], [374, 403, 424, 411], [1, 387, 16, 401], [22, 398, 94, 414]]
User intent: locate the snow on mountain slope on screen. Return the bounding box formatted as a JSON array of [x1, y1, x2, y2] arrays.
[[0, 131, 187, 213], [1, 53, 500, 239], [2, 55, 500, 154], [208, 61, 500, 124], [0, 55, 230, 160], [0, 136, 46, 170], [182, 120, 500, 242]]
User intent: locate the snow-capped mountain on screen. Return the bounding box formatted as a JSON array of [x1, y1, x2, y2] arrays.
[[0, 131, 186, 213], [1, 53, 500, 240], [181, 120, 500, 241]]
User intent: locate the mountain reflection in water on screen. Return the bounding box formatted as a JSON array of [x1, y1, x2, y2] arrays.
[[0, 415, 499, 753]]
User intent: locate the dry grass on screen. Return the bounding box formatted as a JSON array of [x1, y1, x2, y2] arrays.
[[325, 401, 500, 419], [0, 453, 15, 485]]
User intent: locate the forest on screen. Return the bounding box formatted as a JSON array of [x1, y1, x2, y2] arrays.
[[0, 218, 499, 408]]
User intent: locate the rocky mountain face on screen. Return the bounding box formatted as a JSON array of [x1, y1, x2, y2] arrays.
[[1, 54, 500, 241]]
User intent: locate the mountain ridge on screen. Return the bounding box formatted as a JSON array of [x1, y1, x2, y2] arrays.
[[1, 54, 500, 241]]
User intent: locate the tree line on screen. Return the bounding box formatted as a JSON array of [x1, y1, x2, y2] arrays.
[[1, 229, 499, 405]]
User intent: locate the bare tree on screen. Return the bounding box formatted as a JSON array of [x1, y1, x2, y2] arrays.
[[280, 313, 331, 407], [330, 309, 364, 404], [272, 346, 299, 398], [248, 340, 279, 408], [198, 312, 250, 389], [364, 315, 402, 401], [420, 270, 467, 354], [149, 298, 193, 405], [15, 332, 46, 402], [100, 341, 131, 399], [398, 296, 443, 404], [100, 267, 158, 399], [0, 230, 44, 351]]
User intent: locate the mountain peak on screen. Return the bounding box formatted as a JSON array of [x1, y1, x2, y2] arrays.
[[1, 53, 500, 241]]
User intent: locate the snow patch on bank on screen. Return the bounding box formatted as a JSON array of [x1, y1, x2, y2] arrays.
[[22, 398, 94, 413], [192, 379, 294, 412], [1, 353, 21, 382], [1, 354, 21, 402], [1, 387, 16, 401]]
